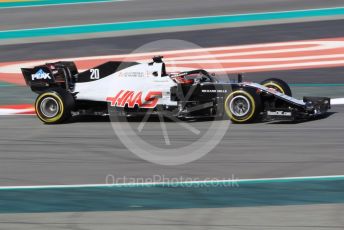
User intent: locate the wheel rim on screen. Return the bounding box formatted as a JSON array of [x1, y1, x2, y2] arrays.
[[264, 82, 284, 94], [229, 95, 250, 117], [40, 97, 59, 118]]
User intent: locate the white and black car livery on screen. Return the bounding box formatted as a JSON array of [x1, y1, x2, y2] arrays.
[[21, 56, 330, 124]]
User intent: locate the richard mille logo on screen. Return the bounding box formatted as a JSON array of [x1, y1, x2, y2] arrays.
[[201, 89, 228, 93]]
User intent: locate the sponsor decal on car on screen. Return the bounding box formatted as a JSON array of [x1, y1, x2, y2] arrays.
[[31, 69, 51, 80], [106, 90, 162, 108], [201, 89, 228, 93], [267, 111, 292, 116]]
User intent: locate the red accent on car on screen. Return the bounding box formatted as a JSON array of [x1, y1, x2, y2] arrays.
[[141, 91, 163, 108], [106, 90, 162, 108], [106, 90, 124, 106]]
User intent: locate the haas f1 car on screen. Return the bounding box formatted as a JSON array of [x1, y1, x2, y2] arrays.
[[21, 56, 330, 124]]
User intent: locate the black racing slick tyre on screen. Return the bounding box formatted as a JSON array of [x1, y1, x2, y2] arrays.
[[224, 89, 262, 123], [35, 88, 75, 124], [260, 78, 292, 96]]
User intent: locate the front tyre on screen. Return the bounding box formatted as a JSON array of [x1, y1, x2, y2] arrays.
[[224, 89, 261, 123], [35, 89, 75, 124], [260, 78, 292, 96]]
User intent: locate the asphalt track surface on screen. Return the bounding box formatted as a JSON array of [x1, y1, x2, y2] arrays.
[[2, 1, 344, 45], [1, 1, 344, 229], [1, 104, 344, 186], [2, 0, 344, 31], [0, 204, 343, 230], [0, 20, 344, 185]]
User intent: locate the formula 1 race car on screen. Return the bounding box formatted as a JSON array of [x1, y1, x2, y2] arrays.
[[21, 56, 331, 124]]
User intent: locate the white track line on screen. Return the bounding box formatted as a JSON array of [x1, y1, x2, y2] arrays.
[[164, 54, 344, 63], [0, 175, 343, 190], [173, 59, 344, 72], [1, 40, 343, 74], [0, 108, 34, 115], [0, 41, 337, 71], [331, 98, 344, 105]]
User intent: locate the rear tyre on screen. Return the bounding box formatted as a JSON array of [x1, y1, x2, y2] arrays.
[[35, 88, 75, 124], [260, 78, 292, 96], [224, 89, 262, 123]]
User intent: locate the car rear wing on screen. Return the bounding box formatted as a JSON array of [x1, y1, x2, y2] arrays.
[[21, 66, 55, 91], [21, 61, 78, 93]]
